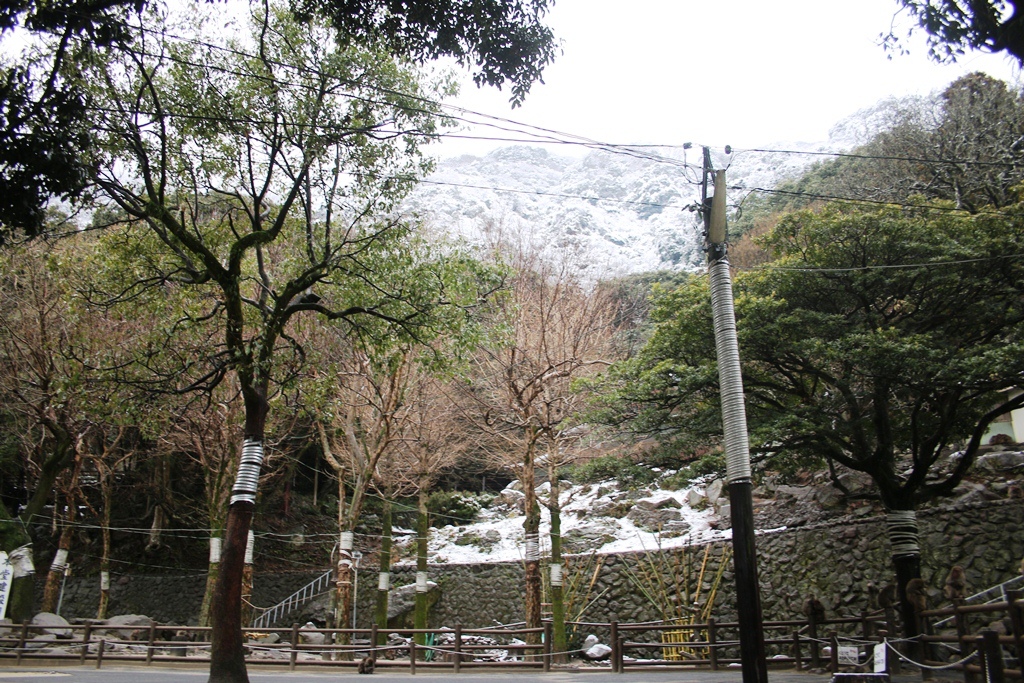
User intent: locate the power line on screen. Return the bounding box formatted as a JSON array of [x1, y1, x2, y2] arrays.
[[737, 186, 1021, 217], [735, 146, 1023, 169]]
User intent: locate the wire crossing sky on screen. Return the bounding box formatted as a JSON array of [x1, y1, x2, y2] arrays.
[[440, 0, 1022, 157]]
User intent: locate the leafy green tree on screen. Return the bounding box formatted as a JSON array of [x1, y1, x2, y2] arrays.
[[603, 201, 1024, 638], [733, 74, 1024, 244], [0, 0, 556, 240], [85, 6, 494, 681], [890, 1, 1024, 64]]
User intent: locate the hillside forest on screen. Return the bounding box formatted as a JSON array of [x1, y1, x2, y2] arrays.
[[2, 2, 1024, 680]]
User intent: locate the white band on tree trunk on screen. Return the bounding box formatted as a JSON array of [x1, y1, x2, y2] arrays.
[[525, 533, 540, 562], [378, 572, 390, 591], [50, 549, 68, 572], [416, 571, 428, 592], [209, 537, 221, 564], [100, 571, 110, 591], [9, 545, 34, 578], [550, 563, 563, 587], [230, 439, 265, 505], [886, 510, 920, 557], [340, 531, 354, 551], [244, 530, 255, 565]]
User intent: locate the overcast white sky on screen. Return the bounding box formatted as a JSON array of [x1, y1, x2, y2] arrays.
[[438, 0, 1022, 157]]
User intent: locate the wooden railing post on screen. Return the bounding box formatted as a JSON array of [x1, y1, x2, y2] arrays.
[[96, 639, 105, 669], [145, 622, 156, 665], [616, 636, 625, 673], [708, 618, 719, 671], [410, 638, 417, 675], [792, 630, 802, 670], [453, 624, 462, 673], [809, 612, 820, 669], [15, 621, 27, 665], [979, 630, 1005, 683], [862, 609, 873, 640], [609, 621, 618, 673], [80, 622, 92, 665], [829, 631, 839, 673], [289, 623, 299, 671], [955, 603, 976, 683], [543, 622, 552, 672]]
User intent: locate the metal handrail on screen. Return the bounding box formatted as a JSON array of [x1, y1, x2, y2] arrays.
[[932, 574, 1024, 629], [252, 569, 333, 629]]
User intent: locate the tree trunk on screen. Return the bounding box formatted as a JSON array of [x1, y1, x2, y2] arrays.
[[548, 471, 566, 663], [6, 431, 75, 622], [200, 536, 221, 628], [522, 442, 541, 646], [333, 477, 353, 658], [208, 392, 268, 683], [241, 531, 254, 627], [41, 522, 72, 614], [886, 509, 924, 641], [414, 486, 429, 654], [375, 500, 391, 643], [98, 476, 113, 620]]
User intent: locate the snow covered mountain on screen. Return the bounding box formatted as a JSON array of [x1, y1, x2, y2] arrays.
[[403, 133, 854, 274]]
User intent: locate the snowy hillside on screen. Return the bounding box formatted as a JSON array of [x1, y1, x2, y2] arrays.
[[404, 130, 860, 273]]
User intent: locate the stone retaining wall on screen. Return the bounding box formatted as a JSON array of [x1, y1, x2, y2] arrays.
[[42, 499, 1024, 628]]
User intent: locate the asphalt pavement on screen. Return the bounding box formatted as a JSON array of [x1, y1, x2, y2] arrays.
[[0, 664, 954, 683]]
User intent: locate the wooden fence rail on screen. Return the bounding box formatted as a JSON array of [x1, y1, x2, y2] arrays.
[[0, 593, 1018, 676]]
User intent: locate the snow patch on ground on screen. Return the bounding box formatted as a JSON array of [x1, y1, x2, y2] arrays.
[[395, 478, 732, 565]]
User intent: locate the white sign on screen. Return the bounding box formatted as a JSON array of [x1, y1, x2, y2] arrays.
[[838, 646, 860, 666], [874, 643, 888, 673], [0, 552, 14, 619]]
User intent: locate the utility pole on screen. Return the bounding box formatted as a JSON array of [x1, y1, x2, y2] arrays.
[[702, 146, 768, 683]]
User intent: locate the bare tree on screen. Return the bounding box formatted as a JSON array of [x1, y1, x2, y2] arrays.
[[465, 229, 625, 650]]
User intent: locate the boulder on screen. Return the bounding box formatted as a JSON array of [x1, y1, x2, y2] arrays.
[[455, 529, 501, 550], [705, 479, 725, 504], [30, 612, 72, 639], [387, 581, 440, 629], [626, 505, 681, 530], [299, 622, 325, 645], [562, 523, 618, 553], [100, 613, 155, 639]]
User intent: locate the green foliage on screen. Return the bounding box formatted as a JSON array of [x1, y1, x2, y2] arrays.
[[426, 490, 491, 525], [600, 200, 1024, 509], [564, 453, 659, 489], [888, 1, 1024, 64]]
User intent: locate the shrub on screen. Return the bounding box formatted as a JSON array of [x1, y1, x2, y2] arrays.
[[426, 491, 491, 525]]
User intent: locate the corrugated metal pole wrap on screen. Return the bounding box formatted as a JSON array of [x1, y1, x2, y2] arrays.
[[709, 259, 753, 483], [230, 438, 264, 505], [704, 157, 767, 683]]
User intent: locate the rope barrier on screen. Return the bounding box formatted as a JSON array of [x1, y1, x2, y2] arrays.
[[885, 641, 980, 670]]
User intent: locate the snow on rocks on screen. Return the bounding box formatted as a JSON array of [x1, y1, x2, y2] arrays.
[[396, 477, 726, 565]]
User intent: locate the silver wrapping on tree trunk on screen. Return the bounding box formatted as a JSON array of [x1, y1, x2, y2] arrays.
[[230, 438, 264, 505], [886, 510, 920, 557]]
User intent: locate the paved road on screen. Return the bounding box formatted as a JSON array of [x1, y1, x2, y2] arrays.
[[0, 665, 951, 683]]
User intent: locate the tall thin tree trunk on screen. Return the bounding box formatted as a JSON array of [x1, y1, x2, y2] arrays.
[[548, 463, 566, 663], [375, 500, 392, 643], [334, 476, 353, 658], [240, 531, 254, 627], [41, 517, 72, 614], [97, 476, 113, 619], [200, 536, 221, 627], [414, 486, 429, 654], [522, 440, 541, 646]]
